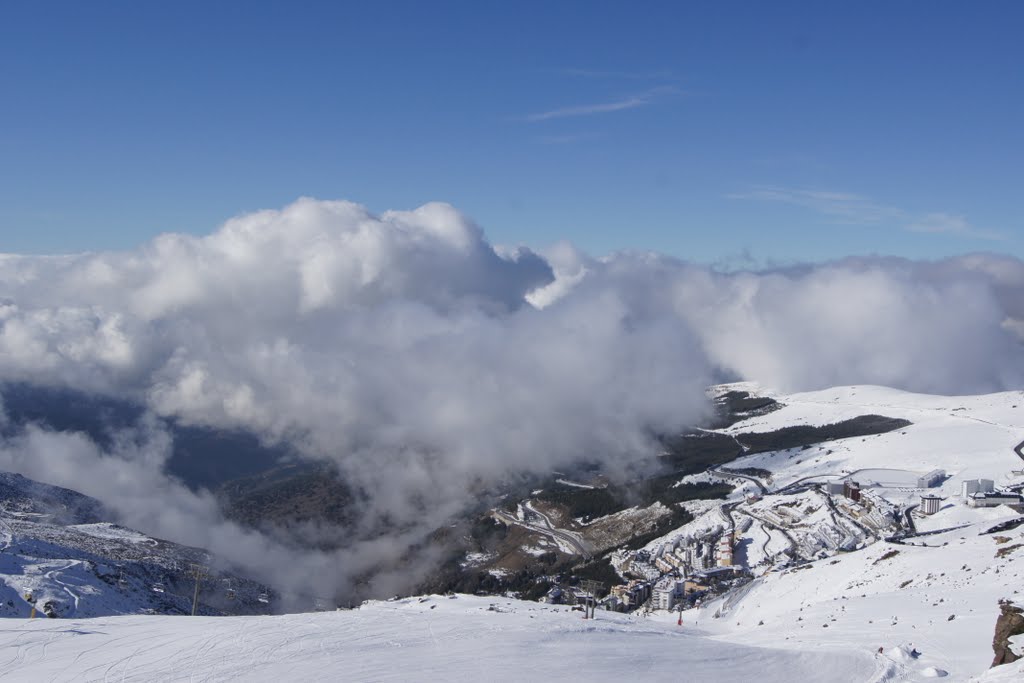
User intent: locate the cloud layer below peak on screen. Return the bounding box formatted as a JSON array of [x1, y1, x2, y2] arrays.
[[1, 197, 1022, 600]]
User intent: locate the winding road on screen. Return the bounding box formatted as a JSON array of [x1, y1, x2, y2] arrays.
[[709, 469, 769, 495], [493, 503, 593, 560]]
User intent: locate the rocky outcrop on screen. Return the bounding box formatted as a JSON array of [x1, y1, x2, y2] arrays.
[[992, 600, 1024, 667]]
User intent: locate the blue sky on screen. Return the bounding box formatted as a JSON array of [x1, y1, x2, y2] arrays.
[[1, 1, 1021, 264]]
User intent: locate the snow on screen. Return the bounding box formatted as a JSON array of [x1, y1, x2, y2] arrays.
[[0, 594, 878, 682], [638, 384, 1024, 681], [849, 469, 924, 488], [459, 551, 496, 567], [1, 474, 273, 619], [4, 383, 1024, 681], [686, 510, 1024, 681], [70, 523, 157, 544], [972, 661, 1024, 682], [912, 499, 1017, 533], [555, 478, 595, 489], [641, 505, 725, 554], [726, 386, 1024, 494]]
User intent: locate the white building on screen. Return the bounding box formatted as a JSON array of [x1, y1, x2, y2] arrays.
[[917, 469, 946, 488], [961, 479, 995, 497], [651, 581, 673, 610], [825, 481, 846, 495], [967, 492, 1023, 509], [920, 495, 942, 515], [716, 536, 733, 567], [651, 578, 684, 610]]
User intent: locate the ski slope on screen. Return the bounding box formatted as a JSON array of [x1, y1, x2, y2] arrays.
[[688, 517, 1024, 681], [723, 384, 1024, 493], [0, 593, 878, 682]]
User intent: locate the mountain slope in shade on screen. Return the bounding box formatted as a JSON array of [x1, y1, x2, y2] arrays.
[[0, 472, 274, 618]]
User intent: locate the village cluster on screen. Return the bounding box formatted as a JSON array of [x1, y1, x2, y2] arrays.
[[541, 466, 1024, 615]]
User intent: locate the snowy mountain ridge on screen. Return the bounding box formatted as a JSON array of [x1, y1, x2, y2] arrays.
[[0, 473, 274, 620]]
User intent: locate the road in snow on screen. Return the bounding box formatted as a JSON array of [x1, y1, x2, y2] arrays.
[[494, 501, 593, 559], [709, 468, 769, 495]]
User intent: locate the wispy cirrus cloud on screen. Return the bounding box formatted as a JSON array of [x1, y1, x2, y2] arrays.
[[729, 185, 1004, 241], [726, 187, 900, 224], [557, 67, 674, 81], [535, 132, 604, 145], [526, 86, 676, 122], [906, 212, 1004, 240]]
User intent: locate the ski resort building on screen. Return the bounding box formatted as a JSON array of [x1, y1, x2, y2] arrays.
[[825, 481, 846, 496], [716, 536, 734, 567], [920, 495, 942, 515], [961, 479, 995, 497], [916, 469, 946, 488], [651, 578, 684, 610], [628, 559, 661, 582], [609, 581, 651, 609], [966, 492, 1024, 509]]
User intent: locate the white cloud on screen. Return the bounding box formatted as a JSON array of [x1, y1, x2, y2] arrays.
[[906, 212, 1004, 240], [1, 197, 1022, 600], [535, 132, 604, 145], [557, 67, 674, 81], [526, 87, 675, 122]]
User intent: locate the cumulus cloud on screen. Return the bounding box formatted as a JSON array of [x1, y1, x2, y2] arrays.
[[1, 196, 1023, 602], [668, 257, 1024, 394]]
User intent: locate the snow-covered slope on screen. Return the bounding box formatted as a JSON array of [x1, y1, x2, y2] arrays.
[[723, 384, 1024, 492], [0, 593, 880, 682], [689, 516, 1024, 681], [0, 471, 105, 525]]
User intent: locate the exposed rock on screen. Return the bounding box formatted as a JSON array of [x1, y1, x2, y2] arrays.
[[992, 600, 1024, 667]]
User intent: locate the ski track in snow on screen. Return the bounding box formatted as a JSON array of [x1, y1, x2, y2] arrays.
[[0, 595, 878, 682]]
